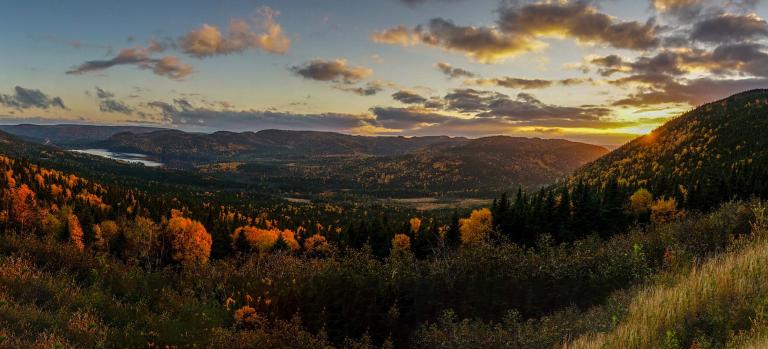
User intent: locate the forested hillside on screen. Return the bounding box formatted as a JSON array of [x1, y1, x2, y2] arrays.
[[574, 89, 768, 209]]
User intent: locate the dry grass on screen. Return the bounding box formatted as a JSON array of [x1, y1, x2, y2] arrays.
[[566, 208, 768, 349]]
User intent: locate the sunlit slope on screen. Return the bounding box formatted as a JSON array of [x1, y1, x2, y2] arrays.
[[574, 89, 768, 193]]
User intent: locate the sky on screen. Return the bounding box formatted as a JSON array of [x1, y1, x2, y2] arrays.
[[1, 0, 767, 146]]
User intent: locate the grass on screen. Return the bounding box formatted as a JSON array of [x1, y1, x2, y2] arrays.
[[566, 206, 768, 349]]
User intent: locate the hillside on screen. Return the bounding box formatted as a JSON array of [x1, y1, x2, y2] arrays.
[[101, 129, 468, 161], [574, 89, 768, 206], [0, 124, 165, 146]]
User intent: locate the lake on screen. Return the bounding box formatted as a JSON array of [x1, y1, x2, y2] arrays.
[[70, 149, 164, 167]]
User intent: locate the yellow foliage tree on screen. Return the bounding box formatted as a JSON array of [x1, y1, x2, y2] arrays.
[[392, 233, 411, 251], [93, 220, 119, 252], [651, 197, 681, 224], [629, 188, 653, 216], [11, 184, 37, 230], [165, 213, 212, 266], [460, 208, 493, 244]]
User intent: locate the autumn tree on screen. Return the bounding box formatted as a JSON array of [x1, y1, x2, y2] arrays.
[[68, 214, 85, 251], [629, 188, 653, 217], [460, 208, 493, 244], [391, 233, 411, 252], [10, 184, 37, 231], [122, 216, 161, 265], [651, 197, 682, 224], [164, 210, 212, 266], [93, 220, 119, 253], [304, 234, 330, 256]]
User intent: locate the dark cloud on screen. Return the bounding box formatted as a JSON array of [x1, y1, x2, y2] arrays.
[[0, 86, 67, 110], [147, 98, 374, 132], [334, 81, 386, 96], [67, 45, 193, 80], [613, 77, 768, 106], [444, 89, 506, 113], [99, 99, 134, 114], [392, 90, 428, 104], [435, 62, 476, 79], [497, 2, 660, 50], [690, 14, 768, 43], [443, 88, 610, 122], [95, 87, 114, 99], [469, 77, 554, 89], [291, 59, 372, 84], [414, 18, 542, 62], [370, 107, 454, 129]]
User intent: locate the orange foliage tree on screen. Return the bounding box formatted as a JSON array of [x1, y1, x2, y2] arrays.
[[164, 210, 212, 266], [11, 184, 37, 230], [303, 234, 330, 255], [232, 226, 299, 253], [392, 233, 411, 252], [68, 214, 85, 251]]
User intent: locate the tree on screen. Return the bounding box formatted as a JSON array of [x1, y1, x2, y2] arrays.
[[11, 184, 37, 231], [459, 208, 493, 245], [630, 188, 653, 219], [409, 217, 422, 235], [651, 197, 681, 224], [164, 211, 212, 266], [304, 234, 330, 256], [445, 211, 461, 249], [391, 234, 411, 252], [68, 213, 85, 251], [93, 220, 119, 253], [122, 216, 160, 265]]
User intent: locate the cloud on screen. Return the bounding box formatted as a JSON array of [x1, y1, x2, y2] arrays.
[[371, 26, 415, 46], [67, 45, 193, 80], [148, 98, 374, 132], [468, 77, 553, 89], [442, 88, 612, 123], [334, 81, 387, 96], [392, 90, 428, 104], [95, 87, 114, 99], [435, 62, 476, 79], [375, 19, 542, 63], [180, 6, 290, 57], [89, 87, 135, 115], [651, 0, 705, 21], [99, 99, 134, 114], [370, 106, 455, 129], [612, 77, 768, 106], [497, 2, 660, 51], [413, 18, 543, 62], [0, 86, 67, 110], [375, 2, 658, 63], [690, 13, 768, 43], [291, 59, 372, 84]]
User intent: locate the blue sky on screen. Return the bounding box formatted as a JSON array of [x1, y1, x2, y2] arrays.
[[2, 0, 767, 146]]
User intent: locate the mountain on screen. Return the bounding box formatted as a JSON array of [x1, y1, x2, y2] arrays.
[[101, 129, 468, 161], [573, 89, 768, 203], [0, 124, 166, 146], [99, 129, 607, 195]]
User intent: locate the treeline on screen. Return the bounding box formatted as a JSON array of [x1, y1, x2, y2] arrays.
[[492, 157, 768, 246]]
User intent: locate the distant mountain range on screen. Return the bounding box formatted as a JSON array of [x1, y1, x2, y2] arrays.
[[0, 125, 608, 196], [0, 124, 165, 146]]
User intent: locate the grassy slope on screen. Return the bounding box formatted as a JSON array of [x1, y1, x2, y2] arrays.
[[567, 210, 768, 349]]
